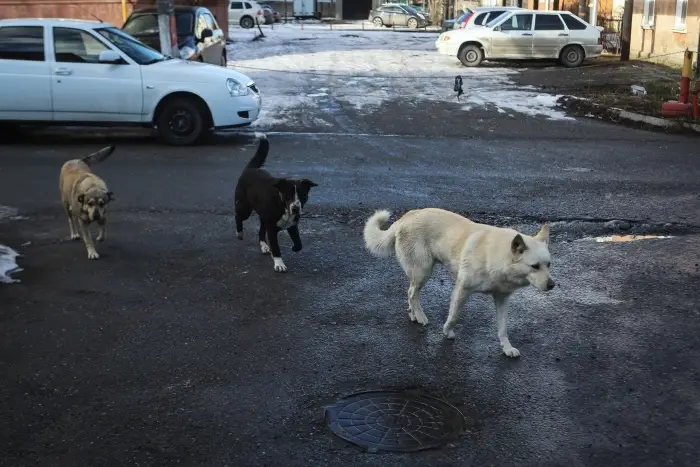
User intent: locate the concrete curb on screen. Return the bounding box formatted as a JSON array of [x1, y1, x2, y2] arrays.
[[557, 95, 700, 134]]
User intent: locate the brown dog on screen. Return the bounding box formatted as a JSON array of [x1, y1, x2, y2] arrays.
[[59, 145, 115, 260]]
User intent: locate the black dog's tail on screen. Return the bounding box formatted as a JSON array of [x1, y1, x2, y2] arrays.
[[82, 145, 116, 166], [245, 133, 269, 169]]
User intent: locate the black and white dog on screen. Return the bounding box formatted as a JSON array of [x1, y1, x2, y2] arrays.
[[234, 133, 318, 273]]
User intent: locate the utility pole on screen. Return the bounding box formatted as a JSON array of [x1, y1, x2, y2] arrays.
[[157, 0, 176, 57], [620, 0, 633, 61]]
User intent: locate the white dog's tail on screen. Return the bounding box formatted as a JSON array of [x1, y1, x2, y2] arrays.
[[364, 210, 397, 258]]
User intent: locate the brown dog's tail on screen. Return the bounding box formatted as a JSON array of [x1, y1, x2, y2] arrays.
[[245, 133, 269, 169], [82, 145, 116, 166]]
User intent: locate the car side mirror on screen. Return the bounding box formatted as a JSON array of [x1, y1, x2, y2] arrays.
[[98, 50, 122, 64], [201, 28, 213, 40]]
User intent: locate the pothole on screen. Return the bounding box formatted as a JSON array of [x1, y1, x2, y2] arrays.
[[581, 234, 674, 243], [325, 390, 466, 453]]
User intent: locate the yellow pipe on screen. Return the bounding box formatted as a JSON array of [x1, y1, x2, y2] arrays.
[[122, 0, 128, 23], [682, 49, 693, 79]]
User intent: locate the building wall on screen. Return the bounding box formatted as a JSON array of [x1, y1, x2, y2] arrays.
[[0, 0, 229, 32], [631, 0, 700, 67]]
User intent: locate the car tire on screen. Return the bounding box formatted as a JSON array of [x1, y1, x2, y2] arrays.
[[407, 18, 418, 28], [372, 17, 383, 27], [560, 45, 584, 68], [240, 16, 254, 29], [458, 44, 483, 67], [156, 97, 207, 146]]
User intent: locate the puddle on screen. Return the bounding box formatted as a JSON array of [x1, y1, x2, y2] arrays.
[[583, 234, 674, 243], [0, 244, 22, 284]]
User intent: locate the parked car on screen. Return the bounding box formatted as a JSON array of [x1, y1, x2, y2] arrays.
[[369, 3, 429, 29], [259, 4, 280, 23], [229, 0, 266, 29], [0, 18, 262, 145], [453, 6, 523, 30], [435, 10, 603, 68], [122, 5, 227, 67]]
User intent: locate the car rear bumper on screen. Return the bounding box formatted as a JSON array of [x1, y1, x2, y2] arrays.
[[584, 44, 603, 58]]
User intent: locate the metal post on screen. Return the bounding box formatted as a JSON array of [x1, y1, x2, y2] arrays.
[[157, 0, 174, 56], [620, 0, 633, 61]]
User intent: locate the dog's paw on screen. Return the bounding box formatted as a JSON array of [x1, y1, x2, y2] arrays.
[[273, 257, 287, 273], [236, 231, 243, 240], [69, 233, 80, 241], [413, 311, 429, 326], [292, 243, 302, 252], [502, 346, 521, 358], [87, 250, 100, 260], [96, 235, 105, 243], [408, 309, 417, 322], [442, 326, 455, 340], [260, 241, 271, 254]]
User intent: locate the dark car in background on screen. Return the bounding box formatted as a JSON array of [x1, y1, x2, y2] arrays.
[[122, 5, 227, 67], [369, 3, 429, 28]]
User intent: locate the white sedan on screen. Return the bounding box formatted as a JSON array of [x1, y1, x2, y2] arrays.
[[0, 18, 261, 145], [436, 10, 603, 68]]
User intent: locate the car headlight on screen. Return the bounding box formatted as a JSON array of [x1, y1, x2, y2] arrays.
[[226, 78, 249, 97], [180, 45, 196, 60]]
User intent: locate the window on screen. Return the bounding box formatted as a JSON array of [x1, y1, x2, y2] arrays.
[[535, 14, 565, 31], [643, 0, 655, 27], [195, 14, 209, 37], [474, 12, 489, 25], [500, 13, 533, 31], [486, 11, 508, 24], [244, 2, 252, 9], [203, 13, 219, 32], [123, 13, 194, 37], [54, 27, 110, 63], [230, 2, 243, 10], [0, 26, 45, 61], [560, 14, 587, 30], [675, 0, 688, 30]]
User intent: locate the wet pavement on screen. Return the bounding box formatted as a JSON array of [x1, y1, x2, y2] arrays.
[[1, 100, 699, 467]]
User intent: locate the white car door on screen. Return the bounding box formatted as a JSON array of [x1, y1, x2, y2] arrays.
[[229, 1, 243, 24], [49, 26, 143, 122], [0, 25, 53, 121], [491, 13, 534, 59], [532, 13, 569, 58]]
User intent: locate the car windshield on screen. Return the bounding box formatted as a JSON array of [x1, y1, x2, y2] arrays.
[[96, 27, 168, 65], [122, 12, 194, 36]]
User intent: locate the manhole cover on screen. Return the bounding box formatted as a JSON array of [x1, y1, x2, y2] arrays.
[[325, 391, 466, 452]]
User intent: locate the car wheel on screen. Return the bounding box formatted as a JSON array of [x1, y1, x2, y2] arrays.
[[372, 17, 383, 27], [560, 45, 584, 68], [240, 16, 254, 29], [407, 18, 418, 28], [458, 44, 483, 67], [156, 97, 207, 146]]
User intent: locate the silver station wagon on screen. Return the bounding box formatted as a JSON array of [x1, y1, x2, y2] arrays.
[[435, 9, 604, 68]]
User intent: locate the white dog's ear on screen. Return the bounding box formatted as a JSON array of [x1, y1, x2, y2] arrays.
[[534, 224, 550, 244], [511, 234, 527, 256]]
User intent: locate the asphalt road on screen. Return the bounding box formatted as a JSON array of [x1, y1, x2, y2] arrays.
[[1, 97, 699, 467]]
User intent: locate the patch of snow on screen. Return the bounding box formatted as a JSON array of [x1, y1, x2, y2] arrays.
[[0, 244, 22, 284], [463, 91, 574, 121], [227, 24, 573, 127]]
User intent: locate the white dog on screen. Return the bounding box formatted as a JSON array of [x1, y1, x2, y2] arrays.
[[363, 208, 555, 357]]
